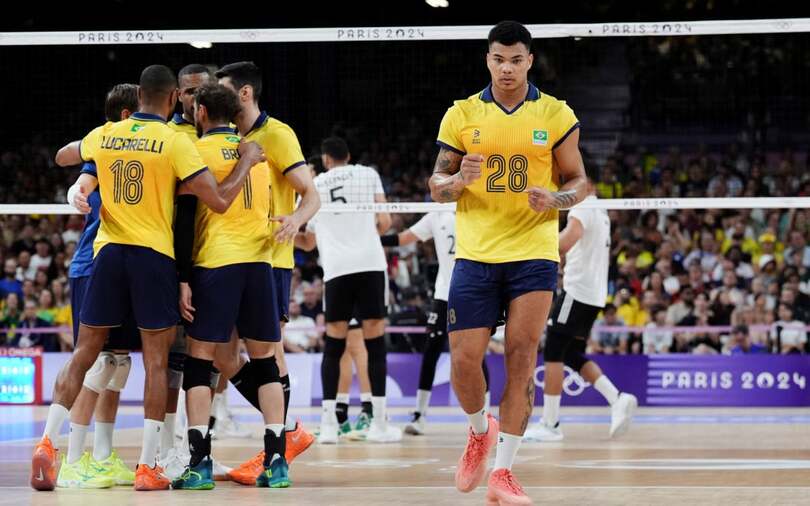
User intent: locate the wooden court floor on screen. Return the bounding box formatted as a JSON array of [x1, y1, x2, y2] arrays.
[[2, 406, 809, 505]]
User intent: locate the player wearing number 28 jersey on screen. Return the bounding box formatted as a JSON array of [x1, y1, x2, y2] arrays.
[[428, 21, 589, 506]]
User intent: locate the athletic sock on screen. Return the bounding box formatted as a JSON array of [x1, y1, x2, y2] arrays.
[[466, 407, 489, 435], [43, 403, 69, 445], [594, 376, 620, 405], [416, 389, 431, 417], [493, 432, 522, 470], [543, 394, 561, 427], [138, 419, 163, 467], [93, 421, 114, 461], [67, 423, 88, 464]]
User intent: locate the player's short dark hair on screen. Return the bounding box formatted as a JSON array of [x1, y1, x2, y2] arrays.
[[307, 154, 325, 174], [488, 21, 532, 51], [194, 84, 241, 124], [321, 137, 350, 161], [178, 63, 211, 80], [215, 61, 262, 102], [104, 83, 138, 122], [139, 65, 177, 102]]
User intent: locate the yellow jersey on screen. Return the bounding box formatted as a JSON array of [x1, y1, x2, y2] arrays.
[[243, 112, 306, 269], [80, 112, 207, 259], [436, 83, 579, 264], [192, 127, 273, 268], [168, 113, 199, 143]]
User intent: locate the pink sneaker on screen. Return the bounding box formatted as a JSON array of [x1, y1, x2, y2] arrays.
[[486, 468, 533, 506], [454, 414, 498, 492]]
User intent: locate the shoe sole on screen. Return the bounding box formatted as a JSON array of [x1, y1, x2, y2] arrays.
[[57, 480, 114, 489], [610, 398, 638, 438], [135, 484, 171, 491], [30, 453, 55, 491], [172, 482, 215, 490]]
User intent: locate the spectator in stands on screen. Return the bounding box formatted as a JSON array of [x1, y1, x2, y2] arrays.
[[785, 230, 810, 268], [300, 283, 323, 321], [1, 293, 21, 344], [770, 303, 807, 354], [753, 231, 783, 268], [10, 224, 35, 256], [283, 299, 320, 353], [18, 250, 34, 281], [11, 299, 59, 351], [643, 306, 673, 354], [727, 325, 767, 355], [684, 230, 719, 274], [590, 303, 628, 354], [0, 259, 23, 301], [387, 287, 427, 352]]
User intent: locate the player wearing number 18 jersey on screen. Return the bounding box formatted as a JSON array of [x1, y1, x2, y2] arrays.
[[428, 21, 588, 505], [31, 65, 263, 492]]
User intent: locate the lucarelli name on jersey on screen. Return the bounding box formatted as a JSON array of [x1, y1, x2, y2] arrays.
[[99, 136, 165, 154]]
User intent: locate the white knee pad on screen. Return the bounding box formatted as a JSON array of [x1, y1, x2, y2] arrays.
[[82, 351, 117, 394], [168, 368, 184, 390], [106, 354, 132, 392]]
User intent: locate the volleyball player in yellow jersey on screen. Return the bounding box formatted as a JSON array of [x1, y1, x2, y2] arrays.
[[170, 83, 290, 490], [30, 65, 265, 492], [215, 62, 321, 483], [428, 22, 588, 506]]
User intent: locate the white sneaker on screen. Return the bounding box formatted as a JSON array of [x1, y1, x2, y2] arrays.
[[610, 392, 637, 438], [523, 420, 564, 442], [211, 458, 232, 480], [404, 412, 426, 436], [318, 422, 339, 444], [366, 422, 402, 443], [158, 447, 189, 481], [212, 415, 252, 439]]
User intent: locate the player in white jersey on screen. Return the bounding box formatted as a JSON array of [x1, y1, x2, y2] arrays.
[[524, 190, 637, 442], [380, 212, 491, 435], [296, 137, 401, 444]]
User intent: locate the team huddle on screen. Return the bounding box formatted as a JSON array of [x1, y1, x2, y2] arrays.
[[30, 21, 635, 505]]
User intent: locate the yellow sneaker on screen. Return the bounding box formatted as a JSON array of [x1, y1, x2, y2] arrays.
[[98, 450, 136, 485], [56, 452, 115, 489]]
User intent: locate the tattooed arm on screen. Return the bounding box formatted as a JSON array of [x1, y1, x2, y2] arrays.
[[428, 148, 481, 203], [527, 127, 588, 212]]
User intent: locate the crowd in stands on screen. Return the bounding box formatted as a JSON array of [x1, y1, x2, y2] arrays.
[[1, 133, 808, 355]]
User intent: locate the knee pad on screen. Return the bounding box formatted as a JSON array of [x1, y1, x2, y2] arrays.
[[168, 368, 184, 389], [168, 351, 186, 373], [183, 356, 214, 391], [364, 336, 386, 360], [106, 354, 131, 392], [209, 366, 221, 390], [543, 330, 572, 363], [563, 338, 589, 373], [323, 336, 347, 359], [251, 356, 280, 387], [83, 351, 117, 394]]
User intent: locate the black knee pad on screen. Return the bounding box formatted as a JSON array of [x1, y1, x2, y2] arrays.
[[183, 356, 213, 391], [564, 338, 589, 372], [543, 329, 573, 362], [252, 356, 281, 387], [323, 335, 347, 359], [364, 335, 386, 360], [168, 351, 186, 372]]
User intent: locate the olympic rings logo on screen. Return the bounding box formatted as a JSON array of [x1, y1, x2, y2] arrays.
[[534, 365, 590, 396]]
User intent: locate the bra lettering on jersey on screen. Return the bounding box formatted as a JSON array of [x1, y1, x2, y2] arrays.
[[221, 148, 240, 160]]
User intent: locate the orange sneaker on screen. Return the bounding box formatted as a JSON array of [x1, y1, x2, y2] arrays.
[[285, 421, 315, 464], [30, 436, 57, 491], [227, 450, 264, 486], [485, 468, 533, 506], [134, 464, 171, 491], [455, 414, 498, 493]]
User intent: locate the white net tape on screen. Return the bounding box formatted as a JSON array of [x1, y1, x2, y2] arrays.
[[4, 197, 809, 215], [1, 18, 808, 46]]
